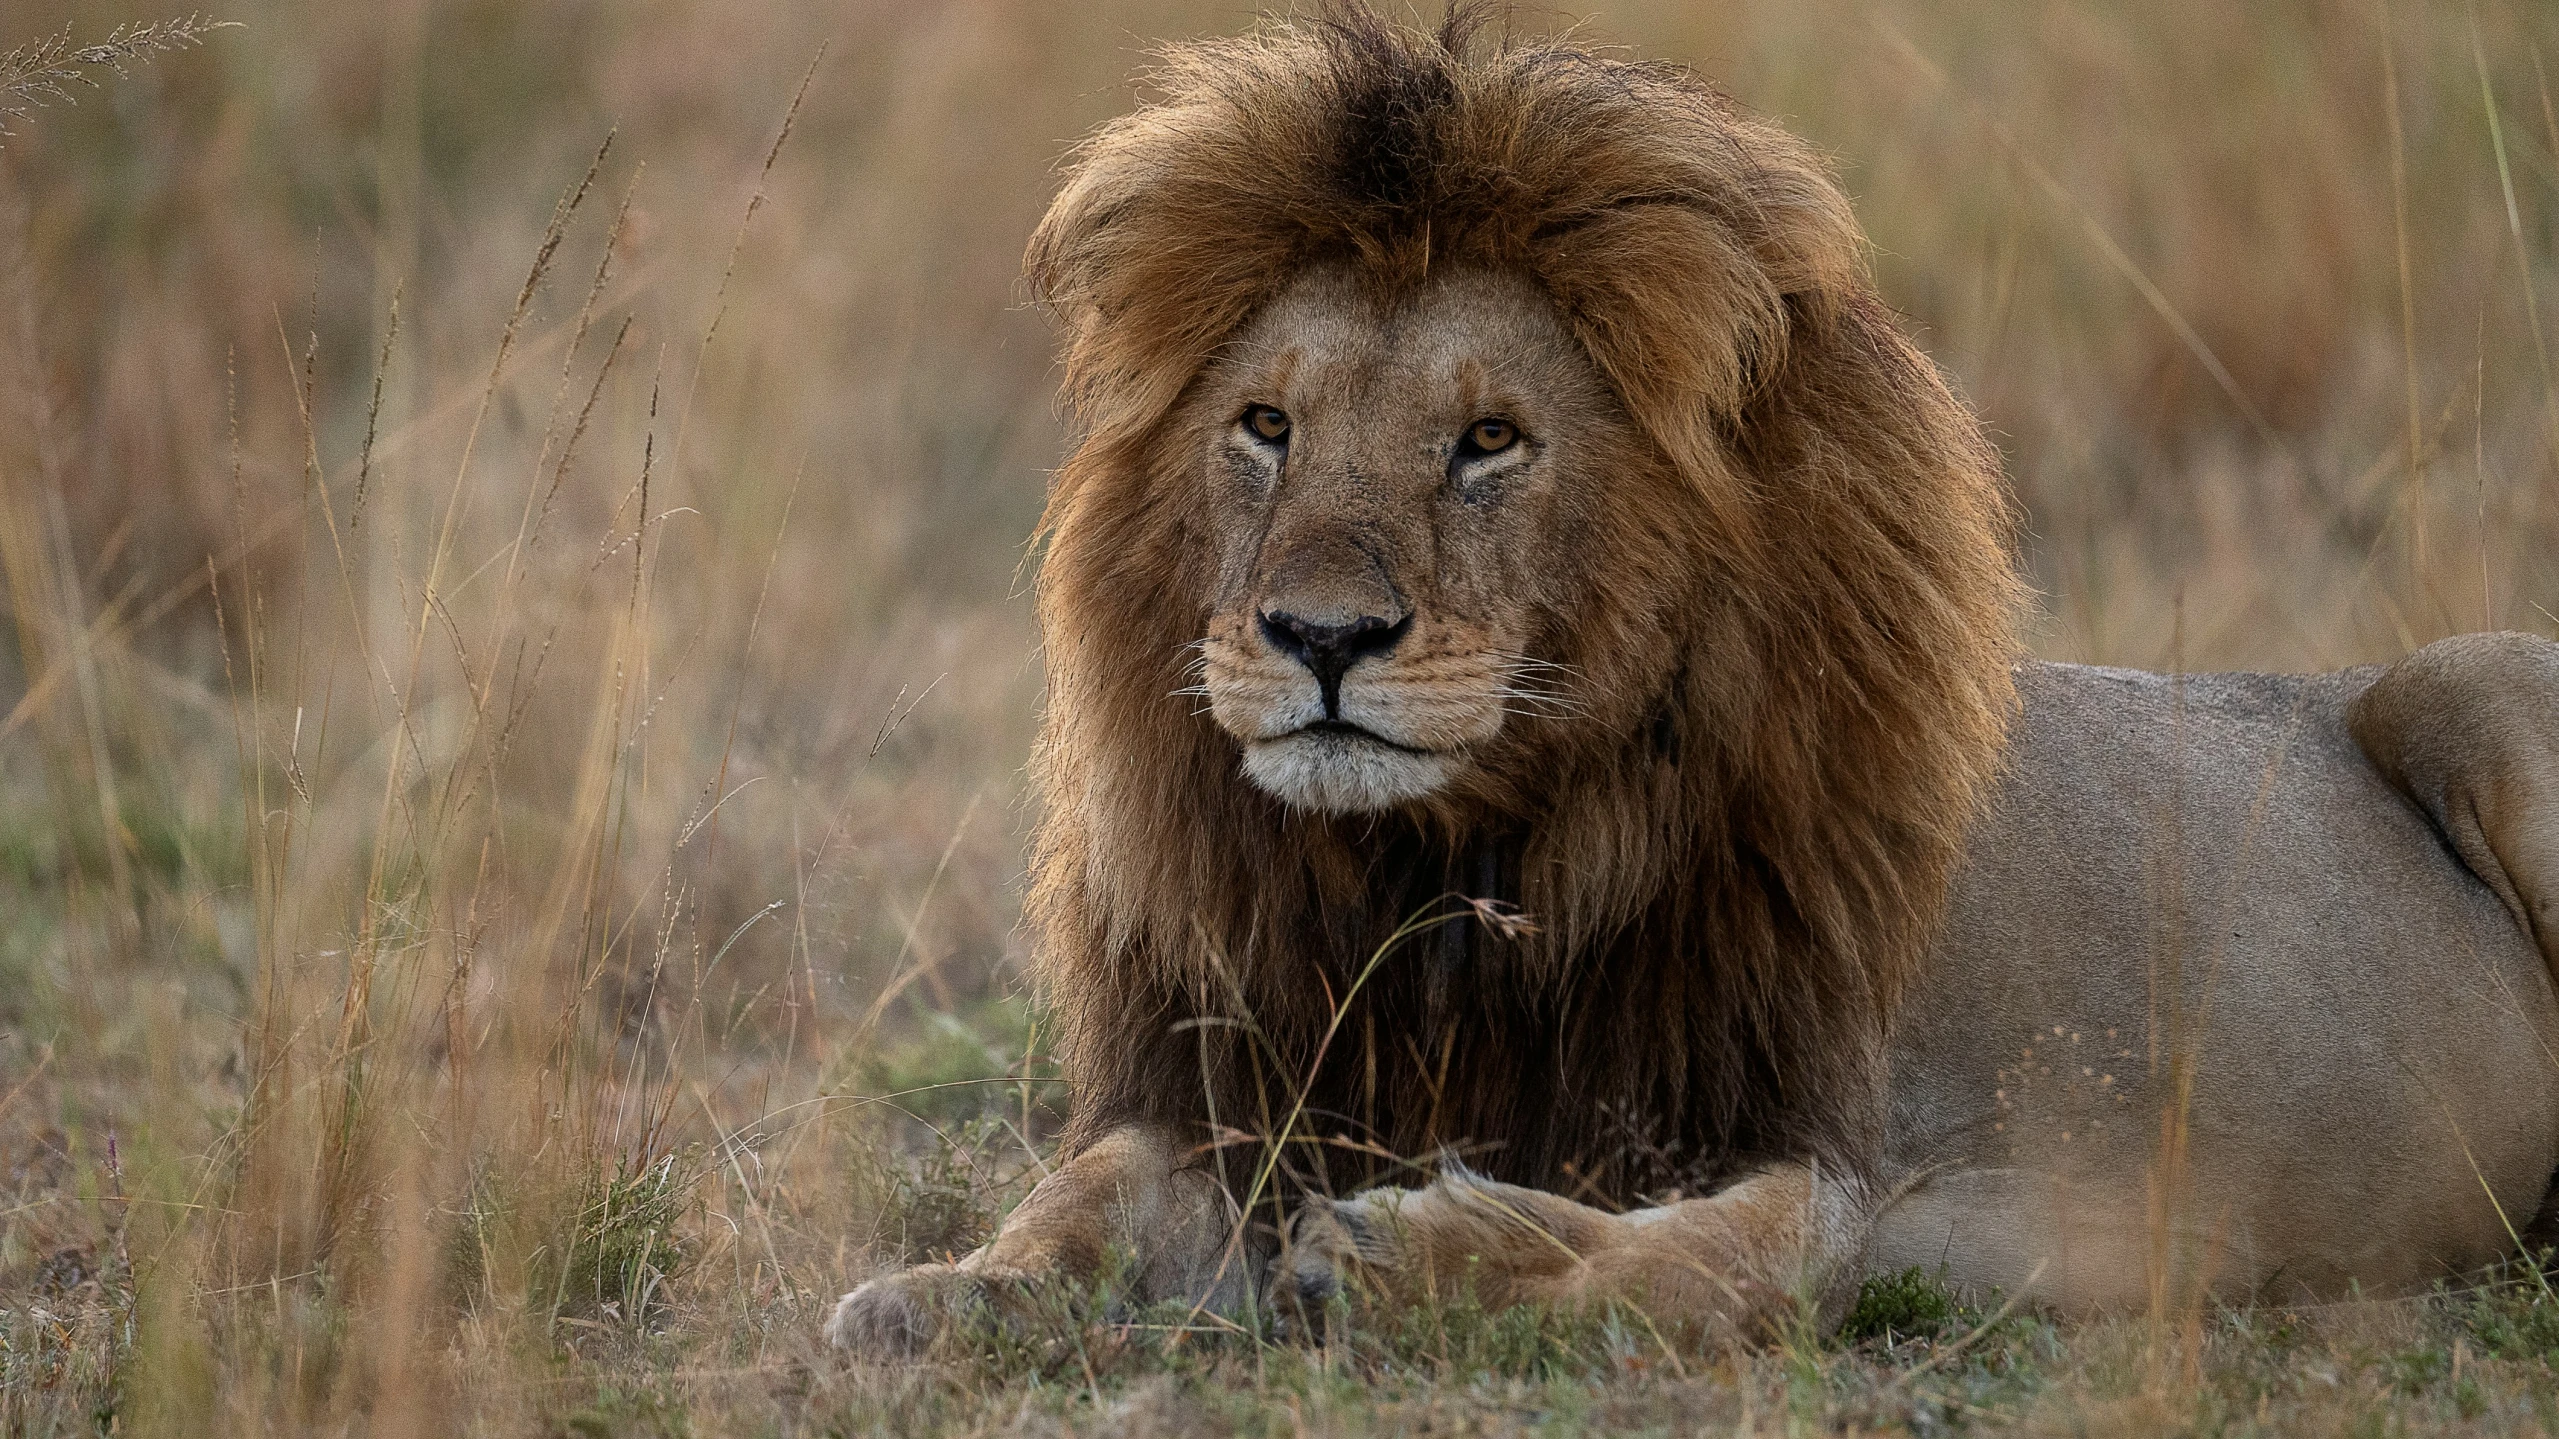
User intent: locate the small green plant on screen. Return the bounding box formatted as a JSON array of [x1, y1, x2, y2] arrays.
[[553, 1152, 697, 1323], [1841, 1266, 1961, 1345], [845, 998, 1057, 1129], [852, 1114, 1009, 1267], [455, 1149, 701, 1330], [2445, 1253, 2559, 1361]]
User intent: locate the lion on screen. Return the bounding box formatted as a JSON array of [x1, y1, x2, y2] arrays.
[[827, 6, 2559, 1353]]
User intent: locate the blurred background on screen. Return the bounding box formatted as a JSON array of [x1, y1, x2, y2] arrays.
[[0, 0, 2553, 1430]]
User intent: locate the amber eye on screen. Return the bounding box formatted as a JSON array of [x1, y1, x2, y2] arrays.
[[1463, 418, 1519, 455], [1245, 406, 1291, 443]]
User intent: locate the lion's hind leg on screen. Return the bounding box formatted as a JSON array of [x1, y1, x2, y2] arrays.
[[2349, 631, 2559, 972]]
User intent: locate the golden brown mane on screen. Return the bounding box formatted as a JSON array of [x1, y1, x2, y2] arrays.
[[1022, 4, 2023, 1202]]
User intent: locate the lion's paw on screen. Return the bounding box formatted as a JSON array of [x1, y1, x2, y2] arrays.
[[1275, 1190, 1413, 1334], [822, 1263, 980, 1358]]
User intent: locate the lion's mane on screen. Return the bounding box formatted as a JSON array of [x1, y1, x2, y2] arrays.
[[1022, 5, 2023, 1200]]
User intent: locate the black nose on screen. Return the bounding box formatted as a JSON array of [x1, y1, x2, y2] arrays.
[[1259, 610, 1410, 719]]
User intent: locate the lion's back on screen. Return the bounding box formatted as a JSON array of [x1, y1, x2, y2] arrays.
[[1876, 658, 2559, 1307]]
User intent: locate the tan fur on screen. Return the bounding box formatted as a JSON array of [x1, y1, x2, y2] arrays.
[[1870, 641, 2559, 1308]]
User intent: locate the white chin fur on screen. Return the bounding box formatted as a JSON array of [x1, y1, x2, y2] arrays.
[[1241, 730, 1454, 813]]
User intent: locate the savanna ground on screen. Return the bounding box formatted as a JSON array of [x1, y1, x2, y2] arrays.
[[1, 1, 2557, 1434]]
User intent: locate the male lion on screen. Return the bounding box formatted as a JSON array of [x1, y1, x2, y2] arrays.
[[829, 7, 2559, 1352]]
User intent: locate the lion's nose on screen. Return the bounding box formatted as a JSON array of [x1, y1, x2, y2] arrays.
[[1258, 609, 1410, 718]]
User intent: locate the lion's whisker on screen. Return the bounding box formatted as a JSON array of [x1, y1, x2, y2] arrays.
[[1489, 650, 1582, 676], [1489, 685, 1584, 708]]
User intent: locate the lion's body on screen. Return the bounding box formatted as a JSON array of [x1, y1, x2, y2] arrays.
[[826, 6, 2559, 1355], [1880, 649, 2559, 1308]]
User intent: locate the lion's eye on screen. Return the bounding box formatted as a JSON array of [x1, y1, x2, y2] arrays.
[[1462, 418, 1519, 455], [1245, 406, 1292, 444]]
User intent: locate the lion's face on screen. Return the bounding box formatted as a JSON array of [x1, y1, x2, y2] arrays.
[[1185, 265, 1643, 813]]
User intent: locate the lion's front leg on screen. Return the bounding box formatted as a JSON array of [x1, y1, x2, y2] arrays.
[[826, 1124, 1254, 1357], [1282, 1161, 1864, 1344]]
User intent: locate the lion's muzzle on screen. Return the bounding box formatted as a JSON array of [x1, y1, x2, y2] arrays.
[[1201, 604, 1515, 814], [1258, 607, 1411, 719]]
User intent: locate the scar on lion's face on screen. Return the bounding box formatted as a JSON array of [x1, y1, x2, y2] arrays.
[[1186, 263, 1651, 814]]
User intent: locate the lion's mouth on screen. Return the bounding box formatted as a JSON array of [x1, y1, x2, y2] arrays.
[[1240, 717, 1459, 813], [1287, 719, 1440, 756]]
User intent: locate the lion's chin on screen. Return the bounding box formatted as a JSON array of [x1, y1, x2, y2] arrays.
[[1241, 729, 1455, 813]]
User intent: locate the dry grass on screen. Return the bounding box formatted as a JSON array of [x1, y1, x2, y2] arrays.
[[0, 0, 2554, 1434], [0, 13, 232, 141]]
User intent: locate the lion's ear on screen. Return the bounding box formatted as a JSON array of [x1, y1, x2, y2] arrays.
[[1027, 105, 1304, 448], [1534, 132, 1865, 486], [1540, 206, 1784, 438], [1728, 147, 1869, 334], [1026, 145, 1191, 444]]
